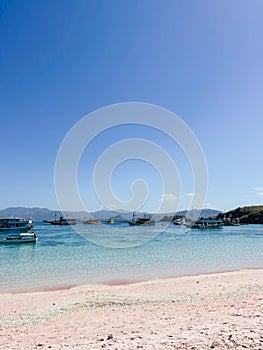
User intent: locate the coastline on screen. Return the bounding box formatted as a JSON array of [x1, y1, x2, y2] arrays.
[[2, 266, 262, 295], [0, 269, 262, 349]]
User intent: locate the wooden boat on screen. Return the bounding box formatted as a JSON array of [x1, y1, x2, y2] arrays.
[[83, 219, 101, 224], [128, 212, 155, 226], [49, 216, 76, 225], [0, 232, 38, 244]]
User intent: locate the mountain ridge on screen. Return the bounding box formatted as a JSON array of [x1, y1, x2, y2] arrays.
[[0, 206, 221, 221]]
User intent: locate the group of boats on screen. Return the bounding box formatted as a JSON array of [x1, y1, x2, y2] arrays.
[[44, 213, 233, 229], [43, 212, 156, 226], [0, 213, 157, 244], [0, 213, 242, 244], [0, 218, 37, 244]]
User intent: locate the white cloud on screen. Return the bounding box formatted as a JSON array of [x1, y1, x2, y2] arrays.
[[204, 202, 212, 207], [185, 192, 195, 197], [161, 193, 178, 201], [109, 203, 118, 209], [253, 187, 263, 196]]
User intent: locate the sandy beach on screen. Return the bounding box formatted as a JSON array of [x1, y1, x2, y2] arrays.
[[0, 269, 262, 349]]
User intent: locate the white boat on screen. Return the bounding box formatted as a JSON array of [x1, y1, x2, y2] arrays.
[[0, 232, 38, 244], [0, 218, 33, 232], [106, 218, 115, 224]]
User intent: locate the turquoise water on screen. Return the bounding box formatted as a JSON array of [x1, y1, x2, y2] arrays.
[[0, 223, 262, 292]]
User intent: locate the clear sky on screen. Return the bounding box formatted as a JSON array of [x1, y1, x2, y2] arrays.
[[0, 0, 263, 212]]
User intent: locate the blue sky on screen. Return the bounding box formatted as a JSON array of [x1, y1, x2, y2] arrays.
[[0, 0, 263, 212]]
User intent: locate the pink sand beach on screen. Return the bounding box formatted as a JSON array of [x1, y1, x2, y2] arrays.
[[0, 269, 262, 349]]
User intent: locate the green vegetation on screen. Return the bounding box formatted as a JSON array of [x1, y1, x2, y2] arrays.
[[217, 206, 263, 224]]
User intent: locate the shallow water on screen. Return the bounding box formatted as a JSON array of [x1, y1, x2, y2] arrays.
[[0, 223, 262, 292]]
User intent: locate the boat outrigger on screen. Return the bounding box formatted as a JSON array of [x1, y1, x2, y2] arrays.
[[0, 232, 38, 244]]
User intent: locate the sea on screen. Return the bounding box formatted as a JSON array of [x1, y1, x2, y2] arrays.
[[0, 222, 262, 292]]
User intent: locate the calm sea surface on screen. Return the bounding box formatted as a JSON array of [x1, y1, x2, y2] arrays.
[[0, 222, 262, 292]]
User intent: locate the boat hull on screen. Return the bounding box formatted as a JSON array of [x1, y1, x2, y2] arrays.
[[128, 220, 155, 226], [49, 217, 76, 225], [50, 221, 76, 225], [0, 227, 32, 232], [0, 238, 37, 244]]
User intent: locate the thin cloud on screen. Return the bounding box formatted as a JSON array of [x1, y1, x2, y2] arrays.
[[109, 203, 118, 209], [253, 187, 263, 196], [161, 193, 178, 201], [185, 192, 195, 197]]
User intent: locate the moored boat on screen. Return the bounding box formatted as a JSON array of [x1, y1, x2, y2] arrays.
[[49, 216, 76, 225], [184, 218, 224, 229], [0, 232, 38, 244], [173, 218, 185, 225], [223, 217, 240, 226], [0, 218, 33, 232], [128, 212, 155, 226], [105, 218, 115, 224], [83, 219, 101, 224]]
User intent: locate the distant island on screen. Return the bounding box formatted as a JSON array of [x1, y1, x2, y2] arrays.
[[0, 205, 262, 224], [217, 206, 263, 224]]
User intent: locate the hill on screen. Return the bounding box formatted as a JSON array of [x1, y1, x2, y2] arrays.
[[217, 205, 263, 224], [0, 207, 221, 222], [0, 207, 87, 221], [177, 208, 221, 218], [0, 207, 134, 221], [159, 209, 221, 222], [0, 207, 59, 221]]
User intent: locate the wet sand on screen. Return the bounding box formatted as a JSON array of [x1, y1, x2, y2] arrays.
[[0, 269, 262, 349]]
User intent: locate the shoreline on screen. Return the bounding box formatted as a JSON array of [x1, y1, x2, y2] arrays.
[[2, 266, 263, 295], [0, 268, 262, 349]]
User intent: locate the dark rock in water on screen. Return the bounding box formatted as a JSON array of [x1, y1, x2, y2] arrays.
[[107, 334, 113, 340]]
